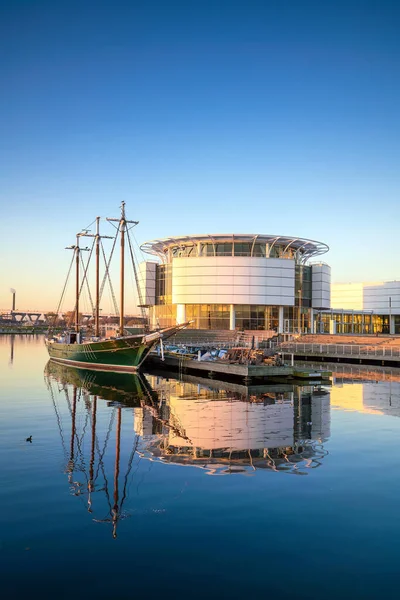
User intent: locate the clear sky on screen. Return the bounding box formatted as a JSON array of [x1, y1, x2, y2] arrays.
[[1, 0, 399, 312]]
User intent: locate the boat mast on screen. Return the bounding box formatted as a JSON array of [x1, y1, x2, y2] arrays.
[[95, 218, 100, 337], [107, 202, 138, 337], [75, 235, 80, 333], [78, 219, 113, 338], [120, 203, 125, 336]]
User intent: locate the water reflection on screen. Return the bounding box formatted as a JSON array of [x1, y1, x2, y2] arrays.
[[44, 361, 331, 536], [45, 363, 150, 539], [9, 334, 14, 365], [298, 362, 400, 417], [142, 374, 330, 475]]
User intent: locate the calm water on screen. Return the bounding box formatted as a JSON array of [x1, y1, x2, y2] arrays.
[[2, 336, 400, 599]]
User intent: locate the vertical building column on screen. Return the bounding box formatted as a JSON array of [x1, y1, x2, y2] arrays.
[[149, 307, 156, 330], [229, 304, 236, 330], [278, 306, 284, 334], [390, 315, 395, 335], [310, 308, 315, 334], [329, 319, 336, 334], [264, 307, 269, 330], [176, 304, 186, 325]]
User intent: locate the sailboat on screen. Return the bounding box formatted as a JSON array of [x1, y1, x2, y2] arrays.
[[45, 202, 187, 372]]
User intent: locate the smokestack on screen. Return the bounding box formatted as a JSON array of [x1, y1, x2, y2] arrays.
[[10, 288, 16, 312]]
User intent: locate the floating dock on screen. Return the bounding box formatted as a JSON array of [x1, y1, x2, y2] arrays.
[[147, 354, 330, 382], [143, 365, 327, 397]]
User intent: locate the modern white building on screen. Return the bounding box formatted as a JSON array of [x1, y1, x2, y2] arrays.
[[140, 233, 331, 333], [318, 281, 400, 334]]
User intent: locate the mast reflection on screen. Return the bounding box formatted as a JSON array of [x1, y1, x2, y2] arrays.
[[45, 362, 148, 538], [45, 361, 331, 536], [9, 335, 14, 365]]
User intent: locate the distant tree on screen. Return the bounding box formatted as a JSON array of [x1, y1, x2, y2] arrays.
[[104, 315, 119, 324], [45, 312, 59, 325], [63, 311, 83, 326]]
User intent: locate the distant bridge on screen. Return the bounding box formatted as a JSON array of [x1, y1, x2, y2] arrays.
[[0, 311, 45, 324], [0, 311, 146, 325]]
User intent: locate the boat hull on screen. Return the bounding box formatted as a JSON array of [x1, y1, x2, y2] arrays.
[[46, 336, 155, 372], [45, 324, 189, 373]]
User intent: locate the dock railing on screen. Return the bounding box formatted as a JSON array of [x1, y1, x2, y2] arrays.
[[166, 339, 246, 350], [277, 342, 400, 359]]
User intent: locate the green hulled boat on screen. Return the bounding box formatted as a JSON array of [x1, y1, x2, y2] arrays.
[[45, 202, 187, 372], [45, 325, 184, 372]]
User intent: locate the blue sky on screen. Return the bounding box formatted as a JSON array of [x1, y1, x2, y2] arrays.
[[1, 0, 399, 311]]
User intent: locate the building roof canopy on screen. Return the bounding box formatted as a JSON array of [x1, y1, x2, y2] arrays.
[[141, 234, 329, 263]]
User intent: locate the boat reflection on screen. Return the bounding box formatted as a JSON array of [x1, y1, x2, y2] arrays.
[[45, 362, 152, 538], [45, 361, 331, 536]]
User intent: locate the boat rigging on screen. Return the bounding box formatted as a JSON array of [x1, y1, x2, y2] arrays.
[[45, 202, 188, 372]]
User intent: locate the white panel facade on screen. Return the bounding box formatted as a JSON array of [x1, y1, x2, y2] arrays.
[[331, 283, 364, 310], [330, 280, 400, 315], [311, 264, 331, 309], [138, 261, 157, 306], [363, 281, 400, 315], [171, 256, 295, 306]]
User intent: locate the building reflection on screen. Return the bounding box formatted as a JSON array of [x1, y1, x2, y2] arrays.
[[45, 361, 331, 536], [136, 375, 330, 475], [300, 362, 400, 418]]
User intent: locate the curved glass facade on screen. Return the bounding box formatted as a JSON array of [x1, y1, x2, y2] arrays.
[[151, 304, 313, 333], [166, 241, 298, 260], [316, 312, 391, 334], [152, 304, 275, 330]]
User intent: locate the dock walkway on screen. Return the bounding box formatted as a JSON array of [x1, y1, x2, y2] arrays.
[[147, 354, 328, 382]]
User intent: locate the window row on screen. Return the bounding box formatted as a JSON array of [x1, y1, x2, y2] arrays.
[[165, 242, 300, 259]]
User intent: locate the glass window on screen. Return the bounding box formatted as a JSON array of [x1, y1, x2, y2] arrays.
[[215, 243, 233, 256], [395, 316, 400, 335], [252, 243, 266, 257], [234, 242, 252, 256], [295, 265, 312, 307], [235, 305, 266, 330], [199, 243, 215, 256], [269, 245, 280, 258], [151, 304, 177, 328], [155, 264, 172, 305]]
